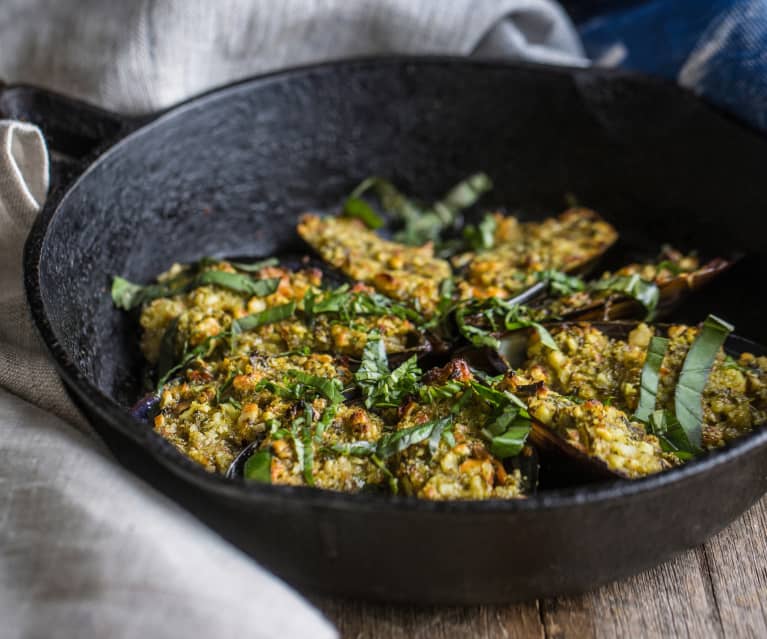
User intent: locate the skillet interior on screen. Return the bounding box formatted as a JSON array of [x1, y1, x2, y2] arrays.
[[24, 58, 767, 603]]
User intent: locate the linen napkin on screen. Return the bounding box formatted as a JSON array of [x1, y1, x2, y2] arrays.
[[0, 2, 584, 638]]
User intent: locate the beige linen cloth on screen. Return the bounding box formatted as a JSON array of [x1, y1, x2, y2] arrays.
[[0, 2, 584, 638]]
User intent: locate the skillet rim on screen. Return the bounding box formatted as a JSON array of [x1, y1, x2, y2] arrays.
[[22, 55, 767, 515]]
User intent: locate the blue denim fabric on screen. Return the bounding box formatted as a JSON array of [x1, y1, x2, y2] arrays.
[[564, 0, 767, 130]]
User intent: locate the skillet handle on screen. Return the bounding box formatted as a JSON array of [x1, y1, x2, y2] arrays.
[[0, 83, 139, 185]]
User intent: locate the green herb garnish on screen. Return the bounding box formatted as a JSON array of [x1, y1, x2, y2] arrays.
[[590, 273, 660, 320], [344, 173, 492, 246], [461, 213, 497, 251], [646, 409, 701, 459], [196, 271, 280, 297], [376, 417, 453, 459], [355, 338, 422, 409], [537, 269, 586, 296], [112, 268, 279, 311], [455, 298, 558, 352], [243, 450, 272, 482], [674, 314, 734, 448], [634, 336, 669, 423]]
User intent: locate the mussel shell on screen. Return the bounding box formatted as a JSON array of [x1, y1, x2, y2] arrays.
[[225, 438, 264, 480], [496, 319, 766, 485], [553, 257, 734, 322], [129, 391, 160, 422]]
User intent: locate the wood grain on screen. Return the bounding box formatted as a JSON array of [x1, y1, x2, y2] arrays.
[[322, 496, 767, 638], [317, 600, 544, 639]]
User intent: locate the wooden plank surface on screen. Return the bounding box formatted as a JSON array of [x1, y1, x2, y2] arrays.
[[320, 496, 767, 638]]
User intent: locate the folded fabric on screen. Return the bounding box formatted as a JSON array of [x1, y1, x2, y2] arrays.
[[572, 0, 767, 130], [0, 2, 585, 637]]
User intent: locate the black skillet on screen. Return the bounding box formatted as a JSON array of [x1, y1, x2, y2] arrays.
[[18, 58, 767, 604]]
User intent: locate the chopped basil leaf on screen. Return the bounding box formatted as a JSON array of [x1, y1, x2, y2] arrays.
[[234, 301, 296, 331], [196, 270, 280, 297], [345, 173, 491, 246], [227, 257, 280, 272], [488, 423, 530, 459], [243, 450, 272, 482], [355, 338, 422, 409], [634, 336, 669, 423], [376, 417, 452, 459], [455, 298, 558, 352], [155, 318, 180, 386], [462, 213, 497, 251], [674, 314, 734, 448], [329, 441, 377, 456], [301, 402, 315, 486], [288, 370, 345, 404], [111, 276, 147, 310], [112, 268, 279, 311], [646, 409, 702, 459], [590, 274, 660, 320], [537, 269, 586, 297], [343, 196, 384, 229]]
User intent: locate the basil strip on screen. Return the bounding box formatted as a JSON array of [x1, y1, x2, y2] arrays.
[[431, 173, 493, 225], [196, 271, 280, 296], [634, 336, 670, 423], [536, 269, 586, 296], [376, 417, 452, 459], [234, 301, 296, 331], [590, 274, 660, 320], [646, 409, 701, 459], [489, 423, 530, 459], [112, 269, 280, 311], [344, 173, 491, 246], [288, 370, 345, 404], [329, 441, 377, 456], [243, 450, 272, 482], [343, 196, 385, 229], [461, 214, 497, 251], [674, 314, 734, 448], [227, 257, 279, 272], [155, 318, 180, 385], [456, 299, 558, 352], [301, 403, 315, 486], [354, 338, 422, 409]]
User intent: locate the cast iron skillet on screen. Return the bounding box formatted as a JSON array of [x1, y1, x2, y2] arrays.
[[18, 58, 767, 604]]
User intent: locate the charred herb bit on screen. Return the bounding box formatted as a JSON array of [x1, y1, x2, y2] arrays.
[[243, 450, 272, 483], [355, 338, 422, 409], [646, 410, 701, 460], [674, 314, 734, 448], [634, 336, 669, 423]]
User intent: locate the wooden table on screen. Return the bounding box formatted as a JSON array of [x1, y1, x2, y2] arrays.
[[318, 494, 767, 638]]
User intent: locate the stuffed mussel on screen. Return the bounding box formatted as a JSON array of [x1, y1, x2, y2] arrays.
[[114, 174, 756, 499]]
